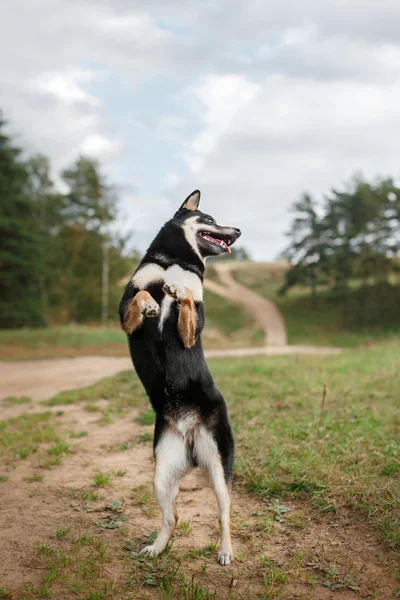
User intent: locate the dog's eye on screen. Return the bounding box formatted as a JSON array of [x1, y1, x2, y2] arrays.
[[205, 217, 214, 224]]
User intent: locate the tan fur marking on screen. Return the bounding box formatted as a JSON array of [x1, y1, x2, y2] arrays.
[[121, 291, 156, 334], [177, 286, 197, 349]]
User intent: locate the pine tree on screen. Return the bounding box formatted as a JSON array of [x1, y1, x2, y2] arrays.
[[0, 117, 44, 327]]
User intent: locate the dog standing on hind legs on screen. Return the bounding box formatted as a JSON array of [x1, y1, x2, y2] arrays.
[[119, 190, 241, 565]]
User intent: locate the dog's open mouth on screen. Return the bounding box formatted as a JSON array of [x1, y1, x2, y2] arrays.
[[200, 232, 233, 253]]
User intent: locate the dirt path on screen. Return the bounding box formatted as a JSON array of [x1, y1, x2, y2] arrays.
[[0, 342, 341, 405], [205, 262, 288, 346], [1, 390, 398, 599]]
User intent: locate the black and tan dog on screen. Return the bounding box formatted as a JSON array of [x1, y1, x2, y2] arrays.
[[119, 190, 241, 565]]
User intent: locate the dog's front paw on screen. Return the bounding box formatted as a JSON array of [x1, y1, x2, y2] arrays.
[[218, 550, 233, 566], [138, 297, 160, 318], [140, 544, 160, 557], [163, 282, 186, 302]]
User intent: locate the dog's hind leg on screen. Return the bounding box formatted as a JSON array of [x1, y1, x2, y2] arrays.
[[195, 426, 234, 566], [121, 290, 159, 334], [163, 283, 197, 348], [141, 427, 189, 556]]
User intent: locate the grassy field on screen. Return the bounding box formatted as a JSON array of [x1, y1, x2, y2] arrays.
[[0, 290, 262, 361], [234, 263, 400, 347], [1, 339, 399, 598]]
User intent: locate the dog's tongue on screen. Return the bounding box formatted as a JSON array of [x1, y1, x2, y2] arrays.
[[203, 234, 231, 253]]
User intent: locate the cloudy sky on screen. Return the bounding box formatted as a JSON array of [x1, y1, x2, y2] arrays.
[[2, 0, 400, 259]]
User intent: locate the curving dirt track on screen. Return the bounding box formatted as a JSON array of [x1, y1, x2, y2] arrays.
[[204, 262, 288, 346]]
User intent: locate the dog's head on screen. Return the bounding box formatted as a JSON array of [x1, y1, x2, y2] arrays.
[[173, 190, 241, 259]]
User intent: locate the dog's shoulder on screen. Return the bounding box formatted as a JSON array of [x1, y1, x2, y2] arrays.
[[131, 262, 165, 290]]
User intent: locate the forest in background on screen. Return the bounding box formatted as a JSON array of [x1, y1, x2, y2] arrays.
[[280, 174, 400, 329], [0, 113, 140, 328]]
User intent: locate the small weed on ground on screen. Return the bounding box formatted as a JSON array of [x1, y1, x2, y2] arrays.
[[93, 472, 113, 487]]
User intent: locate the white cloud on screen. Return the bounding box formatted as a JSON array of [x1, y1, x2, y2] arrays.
[[80, 134, 123, 162], [184, 75, 259, 172], [34, 69, 103, 106]]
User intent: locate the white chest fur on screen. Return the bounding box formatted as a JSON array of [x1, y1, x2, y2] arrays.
[[163, 265, 203, 302], [132, 263, 203, 302], [131, 263, 203, 333]]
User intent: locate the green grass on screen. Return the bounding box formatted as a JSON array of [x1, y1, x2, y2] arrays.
[[210, 339, 400, 548], [23, 474, 44, 483], [135, 409, 155, 426], [2, 396, 31, 406], [0, 412, 61, 463], [0, 325, 128, 361], [93, 472, 113, 487], [22, 527, 218, 600], [55, 527, 70, 539], [234, 265, 400, 347], [42, 370, 148, 408], [203, 289, 253, 335]]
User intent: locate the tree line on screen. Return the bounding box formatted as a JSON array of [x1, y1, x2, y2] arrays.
[[280, 175, 400, 328], [0, 113, 139, 328]]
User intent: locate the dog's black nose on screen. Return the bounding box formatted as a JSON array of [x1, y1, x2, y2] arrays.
[[233, 227, 241, 236]]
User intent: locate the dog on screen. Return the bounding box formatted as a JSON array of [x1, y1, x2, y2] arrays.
[[119, 190, 241, 565]]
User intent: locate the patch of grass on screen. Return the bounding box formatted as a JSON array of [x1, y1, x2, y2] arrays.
[[23, 474, 44, 483], [42, 370, 147, 411], [135, 409, 155, 426], [2, 395, 31, 406], [119, 441, 133, 451], [136, 431, 153, 444], [207, 340, 400, 549], [68, 430, 88, 439], [48, 442, 69, 457], [185, 545, 216, 559], [261, 558, 288, 593], [0, 475, 9, 482], [0, 412, 60, 463], [0, 587, 11, 600], [38, 545, 55, 556], [0, 325, 128, 361], [115, 469, 127, 477], [24, 528, 217, 600], [136, 485, 156, 517], [203, 289, 253, 335], [177, 520, 192, 537], [56, 528, 70, 539], [93, 472, 113, 487], [24, 529, 122, 599], [68, 488, 100, 502]]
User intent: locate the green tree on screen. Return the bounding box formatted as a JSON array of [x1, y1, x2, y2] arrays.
[[60, 157, 125, 323], [280, 194, 327, 307], [61, 156, 116, 230], [26, 153, 64, 319], [0, 117, 44, 327], [281, 174, 400, 327]]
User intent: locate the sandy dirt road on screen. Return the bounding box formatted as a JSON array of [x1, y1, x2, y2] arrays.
[[204, 262, 288, 346], [0, 342, 340, 404]]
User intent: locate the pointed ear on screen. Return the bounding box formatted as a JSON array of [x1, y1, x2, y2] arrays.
[[179, 190, 201, 211]]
